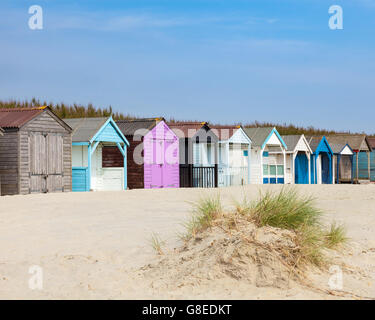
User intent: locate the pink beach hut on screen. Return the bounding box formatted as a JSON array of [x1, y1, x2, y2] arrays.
[[116, 118, 179, 189]]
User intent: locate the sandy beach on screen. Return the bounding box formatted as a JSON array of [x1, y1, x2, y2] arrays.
[[0, 184, 374, 299]]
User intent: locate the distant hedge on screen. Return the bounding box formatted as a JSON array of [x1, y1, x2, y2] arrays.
[[0, 98, 371, 136]]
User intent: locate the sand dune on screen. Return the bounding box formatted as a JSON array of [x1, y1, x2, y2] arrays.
[[0, 185, 374, 299]]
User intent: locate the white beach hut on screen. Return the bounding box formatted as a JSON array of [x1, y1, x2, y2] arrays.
[[281, 135, 312, 184], [210, 125, 252, 187], [244, 127, 287, 184]]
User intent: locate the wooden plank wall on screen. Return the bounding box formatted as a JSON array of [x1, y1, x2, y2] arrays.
[[0, 130, 19, 195], [19, 111, 72, 194], [126, 136, 144, 189], [102, 146, 123, 167]]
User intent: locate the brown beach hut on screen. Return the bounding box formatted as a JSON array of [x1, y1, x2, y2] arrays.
[[326, 135, 372, 183], [0, 107, 72, 195]]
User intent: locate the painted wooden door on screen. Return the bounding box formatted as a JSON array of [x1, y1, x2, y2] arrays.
[[295, 152, 308, 184], [162, 139, 178, 188], [321, 153, 330, 184], [150, 139, 163, 188]]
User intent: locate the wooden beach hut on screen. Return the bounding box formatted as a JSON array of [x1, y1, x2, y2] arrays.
[[64, 117, 129, 192], [243, 127, 287, 184], [116, 118, 179, 189], [326, 140, 354, 184], [325, 135, 372, 183], [0, 107, 72, 195], [281, 135, 312, 184], [367, 137, 375, 182], [168, 122, 219, 188], [209, 125, 252, 187], [307, 136, 333, 184]]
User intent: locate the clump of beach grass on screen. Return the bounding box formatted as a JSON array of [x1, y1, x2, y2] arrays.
[[150, 232, 165, 255], [248, 189, 347, 267], [182, 194, 223, 240], [249, 189, 322, 230], [182, 188, 348, 270], [323, 222, 348, 249]]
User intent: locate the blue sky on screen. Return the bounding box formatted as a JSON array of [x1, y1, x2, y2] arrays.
[[1, 1, 375, 132]]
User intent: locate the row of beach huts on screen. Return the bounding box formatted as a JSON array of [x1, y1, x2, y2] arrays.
[[0, 106, 374, 195]]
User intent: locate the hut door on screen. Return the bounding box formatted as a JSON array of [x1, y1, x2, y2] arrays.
[[29, 133, 48, 193], [150, 139, 163, 188], [29, 133, 63, 193], [321, 153, 330, 184], [162, 139, 178, 188], [295, 152, 308, 184], [46, 134, 64, 192]]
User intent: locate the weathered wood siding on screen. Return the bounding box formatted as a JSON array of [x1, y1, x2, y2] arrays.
[[126, 136, 144, 189], [102, 146, 123, 167], [0, 130, 19, 195], [19, 110, 72, 194]]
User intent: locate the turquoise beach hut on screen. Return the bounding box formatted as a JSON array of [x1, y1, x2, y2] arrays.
[[64, 117, 129, 192], [307, 136, 333, 184]]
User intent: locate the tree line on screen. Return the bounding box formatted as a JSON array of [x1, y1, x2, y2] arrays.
[[0, 98, 370, 136]]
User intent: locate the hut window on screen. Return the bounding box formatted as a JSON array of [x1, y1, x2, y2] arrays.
[[269, 165, 276, 176], [277, 165, 284, 176], [263, 165, 269, 175]]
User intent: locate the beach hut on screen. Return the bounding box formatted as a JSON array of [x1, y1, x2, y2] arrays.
[[367, 137, 375, 182], [168, 122, 219, 188], [281, 135, 312, 184], [0, 107, 72, 195], [116, 118, 179, 189], [64, 117, 129, 192], [307, 136, 333, 184], [326, 140, 354, 184], [209, 125, 252, 187], [243, 127, 287, 184], [324, 135, 372, 183]]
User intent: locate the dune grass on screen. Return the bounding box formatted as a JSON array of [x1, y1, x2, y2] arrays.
[[324, 222, 348, 249], [150, 232, 165, 255], [249, 189, 322, 230], [182, 194, 223, 240], [183, 188, 347, 268]]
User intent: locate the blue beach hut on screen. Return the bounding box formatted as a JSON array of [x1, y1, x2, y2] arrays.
[[64, 117, 129, 192], [307, 136, 333, 184]]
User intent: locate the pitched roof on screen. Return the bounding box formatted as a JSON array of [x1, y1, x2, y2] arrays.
[[367, 137, 375, 149], [0, 107, 47, 128], [63, 117, 109, 142], [167, 122, 209, 138], [243, 127, 274, 147], [281, 135, 302, 151], [326, 135, 372, 152], [329, 143, 352, 154], [116, 118, 163, 136], [306, 136, 324, 152], [209, 125, 241, 140]]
